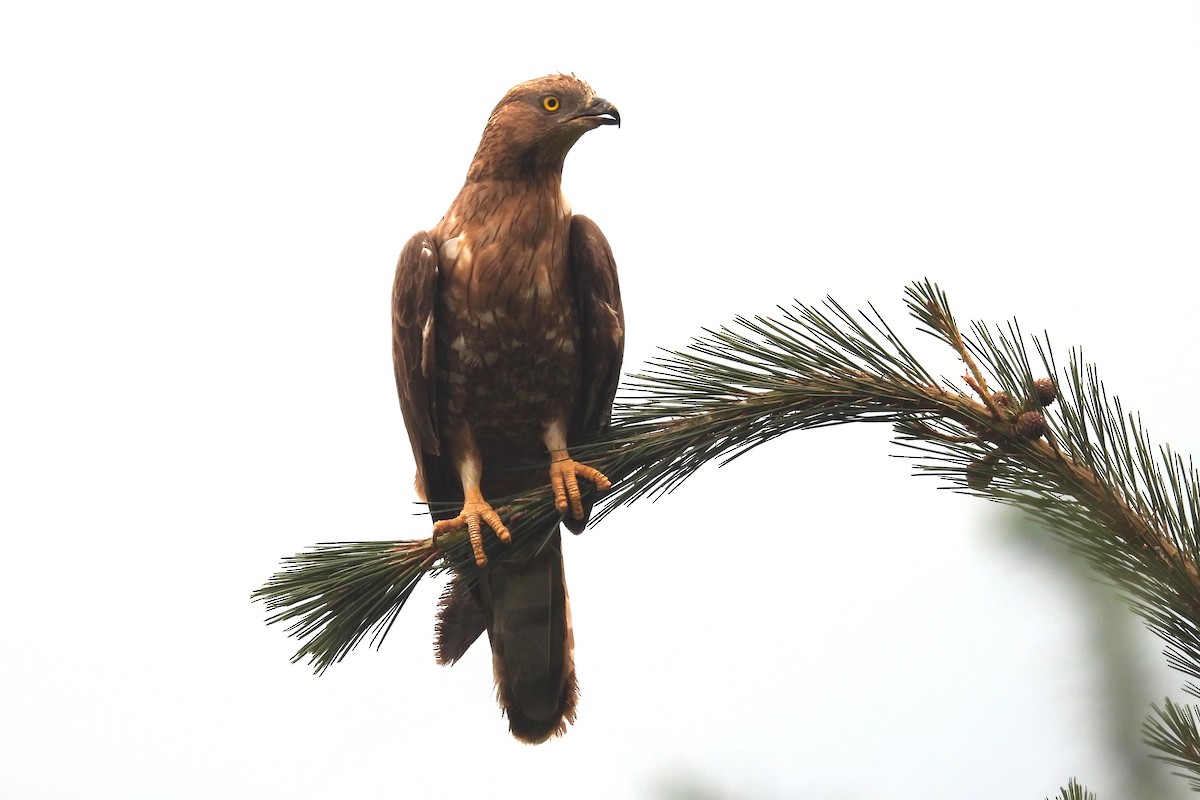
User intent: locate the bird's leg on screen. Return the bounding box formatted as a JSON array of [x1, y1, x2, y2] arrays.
[[433, 443, 510, 567], [543, 421, 612, 520]]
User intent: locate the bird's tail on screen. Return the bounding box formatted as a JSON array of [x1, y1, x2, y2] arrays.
[[480, 528, 577, 743]]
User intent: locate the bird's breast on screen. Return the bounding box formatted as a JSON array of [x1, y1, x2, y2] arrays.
[[433, 187, 581, 441], [437, 184, 574, 334]]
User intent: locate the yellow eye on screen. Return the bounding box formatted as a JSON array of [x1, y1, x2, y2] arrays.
[[542, 95, 560, 112]]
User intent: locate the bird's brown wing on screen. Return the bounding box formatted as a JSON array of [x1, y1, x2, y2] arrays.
[[568, 215, 624, 435], [564, 214, 624, 533], [393, 232, 460, 515], [392, 232, 439, 458], [396, 234, 487, 664], [396, 232, 488, 664]]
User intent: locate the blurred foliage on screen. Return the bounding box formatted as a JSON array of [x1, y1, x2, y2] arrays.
[[1047, 778, 1097, 800]]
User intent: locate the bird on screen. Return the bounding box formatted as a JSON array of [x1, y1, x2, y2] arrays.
[[391, 74, 624, 743]]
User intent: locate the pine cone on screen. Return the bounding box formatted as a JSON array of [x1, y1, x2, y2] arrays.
[[1015, 410, 1047, 440], [966, 458, 995, 490], [1034, 378, 1058, 406]]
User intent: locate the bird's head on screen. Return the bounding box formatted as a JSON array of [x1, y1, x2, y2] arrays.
[[469, 74, 620, 180]]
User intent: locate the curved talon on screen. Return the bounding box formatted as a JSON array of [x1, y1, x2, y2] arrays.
[[433, 490, 511, 567], [548, 454, 612, 520]]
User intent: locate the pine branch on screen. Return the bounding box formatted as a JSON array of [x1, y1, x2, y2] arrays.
[[254, 540, 439, 673], [255, 279, 1200, 792]]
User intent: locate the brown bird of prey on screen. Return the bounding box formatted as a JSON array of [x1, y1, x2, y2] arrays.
[[391, 74, 623, 743]]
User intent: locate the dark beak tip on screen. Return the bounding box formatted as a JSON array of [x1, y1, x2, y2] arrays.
[[589, 98, 620, 128]]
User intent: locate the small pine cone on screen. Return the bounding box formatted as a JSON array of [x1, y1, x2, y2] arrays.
[[1034, 378, 1058, 406], [1015, 410, 1047, 440], [965, 459, 994, 490]]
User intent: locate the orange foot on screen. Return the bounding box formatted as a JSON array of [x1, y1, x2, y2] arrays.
[[548, 451, 612, 520], [433, 488, 511, 568]]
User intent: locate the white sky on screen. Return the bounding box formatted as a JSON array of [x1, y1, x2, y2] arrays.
[[3, 1, 1200, 798]]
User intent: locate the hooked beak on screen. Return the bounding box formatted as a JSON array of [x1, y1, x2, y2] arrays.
[[573, 97, 621, 128]]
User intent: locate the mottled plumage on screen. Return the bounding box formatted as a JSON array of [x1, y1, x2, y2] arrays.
[[392, 74, 623, 743]]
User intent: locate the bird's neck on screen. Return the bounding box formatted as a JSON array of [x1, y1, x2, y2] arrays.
[[463, 168, 564, 194], [466, 157, 567, 183], [443, 170, 567, 238], [466, 125, 578, 182]]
